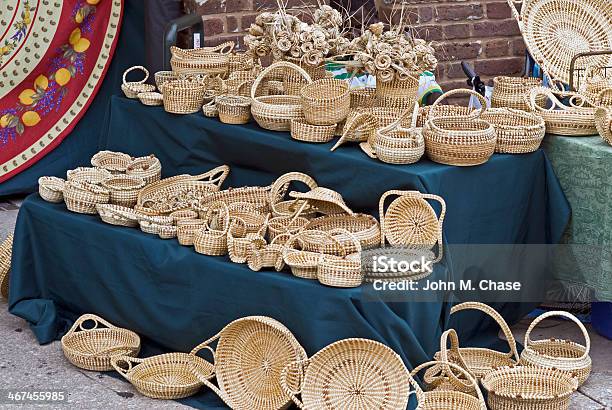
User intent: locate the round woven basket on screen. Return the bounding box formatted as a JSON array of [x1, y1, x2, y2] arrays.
[[177, 219, 206, 246], [283, 57, 326, 95], [189, 316, 307, 410], [595, 107, 612, 145], [0, 233, 13, 299], [491, 76, 544, 110], [91, 150, 132, 174], [350, 87, 376, 108], [301, 78, 350, 126], [216, 95, 251, 124], [101, 175, 145, 208], [375, 75, 420, 110], [227, 203, 268, 234], [290, 120, 336, 143], [202, 100, 219, 118], [481, 366, 578, 410], [64, 180, 110, 214], [373, 103, 424, 164], [480, 108, 546, 154], [112, 353, 213, 400], [121, 66, 155, 99], [227, 219, 267, 264], [126, 155, 162, 184], [281, 338, 411, 410], [38, 176, 65, 203], [67, 167, 112, 185], [61, 314, 140, 371], [154, 70, 178, 90], [96, 204, 141, 227], [424, 89, 496, 166], [162, 79, 207, 114], [526, 87, 598, 136], [138, 91, 163, 106], [251, 62, 311, 131], [520, 310, 592, 386], [304, 213, 381, 253], [193, 202, 230, 256], [317, 229, 363, 288]]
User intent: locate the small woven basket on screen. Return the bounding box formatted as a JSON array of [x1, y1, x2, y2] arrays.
[[216, 95, 251, 124], [247, 233, 289, 272], [251, 62, 311, 131], [189, 316, 307, 410], [424, 89, 496, 166], [281, 338, 411, 410], [177, 219, 206, 246], [526, 87, 598, 136], [67, 167, 112, 185], [491, 76, 544, 110], [579, 67, 612, 107], [269, 171, 318, 218], [290, 120, 336, 143], [228, 51, 256, 74], [101, 175, 145, 208], [121, 66, 155, 98], [61, 314, 140, 371], [0, 233, 13, 299], [169, 209, 199, 223], [267, 215, 309, 242], [283, 230, 342, 280], [64, 180, 110, 214], [227, 202, 268, 234], [112, 353, 213, 400], [375, 75, 420, 109], [193, 202, 230, 256], [126, 155, 162, 184], [138, 91, 163, 106], [139, 215, 173, 235], [154, 70, 178, 90], [227, 219, 267, 264], [162, 79, 207, 114], [373, 103, 425, 164], [317, 229, 363, 288], [595, 107, 612, 145], [481, 366, 578, 410], [480, 108, 546, 154], [520, 310, 592, 386], [301, 78, 350, 126], [38, 176, 65, 203], [96, 204, 141, 227], [91, 150, 132, 174]]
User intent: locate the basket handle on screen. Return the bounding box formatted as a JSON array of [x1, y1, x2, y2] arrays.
[[210, 41, 235, 55], [524, 310, 591, 359], [420, 193, 446, 263], [194, 165, 230, 189], [424, 329, 474, 390], [331, 111, 377, 152], [123, 66, 149, 86], [204, 201, 230, 234], [526, 87, 572, 113], [269, 172, 318, 216], [251, 61, 313, 99], [451, 302, 519, 362], [329, 227, 361, 255], [429, 89, 485, 120], [111, 355, 144, 377], [379, 103, 420, 134], [280, 359, 308, 409], [64, 313, 116, 338]]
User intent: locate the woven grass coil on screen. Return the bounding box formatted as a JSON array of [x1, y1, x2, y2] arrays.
[[0, 233, 13, 299], [38, 176, 65, 203]]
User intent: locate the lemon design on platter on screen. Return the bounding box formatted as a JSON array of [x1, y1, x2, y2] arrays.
[[22, 111, 41, 127], [0, 114, 11, 128], [35, 75, 49, 90], [69, 28, 81, 45], [55, 68, 71, 86], [86, 0, 101, 4], [18, 89, 36, 105], [73, 38, 90, 53]]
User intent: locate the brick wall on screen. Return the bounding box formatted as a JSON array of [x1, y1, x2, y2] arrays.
[[183, 0, 526, 91]]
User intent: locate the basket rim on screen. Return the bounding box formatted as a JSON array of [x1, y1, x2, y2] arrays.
[[480, 366, 579, 400]]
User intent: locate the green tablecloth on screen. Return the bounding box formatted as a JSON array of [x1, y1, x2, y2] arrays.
[[542, 135, 612, 301]]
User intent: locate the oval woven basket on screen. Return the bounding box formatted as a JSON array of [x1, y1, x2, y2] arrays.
[[193, 202, 230, 256], [304, 213, 381, 253], [480, 108, 546, 154], [595, 107, 612, 145], [162, 79, 207, 114], [112, 352, 213, 400], [491, 76, 544, 110], [481, 365, 578, 410], [283, 230, 343, 280], [247, 233, 289, 272], [121, 66, 155, 99], [101, 175, 145, 208], [169, 43, 233, 77], [216, 95, 251, 124], [154, 70, 178, 90], [0, 233, 13, 299], [373, 103, 424, 164], [61, 314, 140, 372], [91, 150, 132, 174], [38, 176, 65, 203], [126, 155, 162, 185], [290, 120, 336, 143], [520, 310, 592, 386], [67, 167, 112, 185], [424, 89, 496, 166], [281, 338, 411, 410], [64, 180, 110, 214], [189, 316, 307, 410], [317, 229, 363, 288], [96, 204, 142, 227], [198, 185, 272, 216], [251, 61, 311, 131], [300, 78, 350, 126]]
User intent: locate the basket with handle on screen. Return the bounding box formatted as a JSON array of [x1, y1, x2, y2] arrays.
[[126, 155, 162, 184], [111, 353, 213, 400], [64, 180, 110, 214], [101, 175, 145, 208], [520, 310, 592, 386], [373, 102, 425, 164], [267, 215, 309, 242], [216, 95, 251, 124], [198, 185, 272, 216], [303, 213, 380, 253], [169, 42, 234, 77], [317, 229, 363, 288], [283, 230, 343, 280], [161, 79, 207, 114], [379, 190, 446, 263], [578, 66, 612, 106], [247, 232, 290, 272], [280, 338, 411, 410], [202, 100, 219, 118], [193, 201, 230, 256], [423, 89, 496, 166], [251, 61, 311, 131], [177, 218, 206, 246], [526, 87, 597, 136], [269, 171, 318, 219], [0, 233, 13, 299], [300, 78, 350, 126], [61, 314, 141, 372], [480, 108, 546, 154], [121, 66, 155, 98], [481, 365, 578, 410], [91, 150, 133, 174], [431, 302, 519, 381], [227, 202, 268, 234], [188, 316, 307, 410], [290, 120, 336, 143], [595, 87, 612, 107], [227, 218, 267, 264], [491, 76, 544, 110], [38, 176, 65, 203], [410, 360, 487, 410], [96, 204, 141, 227], [595, 106, 612, 145]]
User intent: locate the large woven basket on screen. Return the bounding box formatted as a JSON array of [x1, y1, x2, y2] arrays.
[[198, 185, 272, 215], [216, 95, 251, 124], [281, 338, 411, 410], [491, 76, 544, 110], [481, 366, 578, 410], [101, 175, 145, 208], [375, 75, 420, 110], [169, 43, 233, 77], [251, 62, 311, 131], [64, 180, 110, 214], [300, 78, 350, 126], [61, 314, 140, 371], [423, 89, 496, 166], [0, 233, 13, 299], [372, 103, 425, 164], [480, 108, 546, 154], [112, 352, 213, 400], [162, 79, 207, 114], [507, 0, 612, 84], [189, 316, 307, 410], [91, 150, 132, 174], [595, 107, 612, 145], [126, 155, 162, 184], [121, 66, 155, 99], [526, 87, 597, 136], [38, 176, 65, 203], [520, 310, 592, 386]]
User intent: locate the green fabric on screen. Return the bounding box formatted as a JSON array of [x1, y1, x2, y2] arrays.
[[542, 135, 612, 301]]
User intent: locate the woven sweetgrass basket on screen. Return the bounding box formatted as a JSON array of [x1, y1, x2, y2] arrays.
[[269, 171, 318, 218], [301, 78, 350, 126], [303, 213, 381, 253], [67, 167, 112, 185], [281, 338, 411, 410], [91, 150, 132, 174], [61, 314, 140, 372], [283, 230, 342, 280], [162, 79, 207, 114], [520, 310, 592, 386], [154, 70, 178, 90], [101, 175, 145, 208], [375, 75, 420, 110], [247, 233, 289, 272], [112, 352, 213, 400], [267, 215, 309, 242], [317, 229, 363, 288], [290, 120, 336, 143], [481, 365, 578, 410], [64, 180, 110, 214], [216, 95, 251, 125], [121, 66, 155, 99], [373, 103, 425, 164], [350, 87, 376, 108], [96, 204, 141, 228], [169, 209, 198, 223], [38, 176, 65, 203], [595, 107, 612, 145], [227, 219, 267, 264], [193, 202, 230, 256], [0, 233, 13, 299], [480, 108, 546, 154], [176, 219, 206, 246], [227, 202, 268, 234], [169, 43, 233, 77], [126, 155, 162, 184], [198, 185, 272, 216], [282, 57, 326, 96], [491, 76, 544, 110], [189, 316, 307, 410], [138, 91, 164, 106]]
